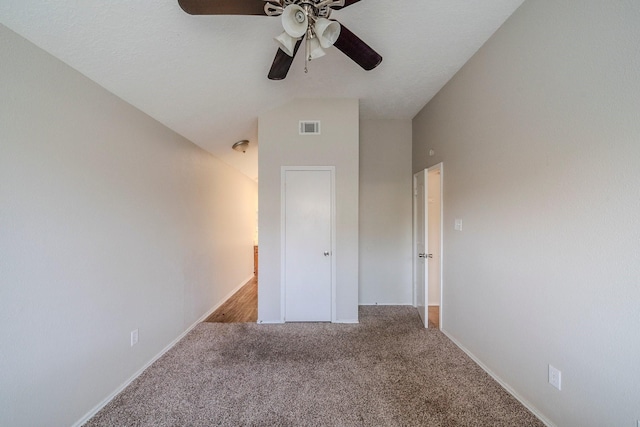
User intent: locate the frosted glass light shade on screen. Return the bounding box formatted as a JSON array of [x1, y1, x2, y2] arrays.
[[275, 32, 299, 57], [315, 18, 341, 48], [282, 5, 308, 38], [308, 37, 326, 60]]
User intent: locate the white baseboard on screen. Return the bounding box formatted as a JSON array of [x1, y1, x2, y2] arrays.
[[358, 303, 414, 306], [217, 274, 255, 311], [440, 329, 555, 427], [72, 274, 255, 427], [256, 319, 359, 324]]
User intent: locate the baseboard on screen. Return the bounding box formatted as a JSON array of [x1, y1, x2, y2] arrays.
[[258, 319, 359, 324], [213, 274, 255, 315], [72, 274, 255, 427], [440, 329, 556, 427], [358, 303, 414, 306]]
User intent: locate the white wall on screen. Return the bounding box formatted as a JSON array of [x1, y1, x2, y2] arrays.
[[258, 99, 359, 323], [0, 25, 257, 427], [413, 1, 640, 426], [359, 120, 413, 305]]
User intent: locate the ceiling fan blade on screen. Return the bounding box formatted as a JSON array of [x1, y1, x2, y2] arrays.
[[332, 0, 362, 10], [268, 40, 303, 80], [333, 24, 382, 71], [178, 0, 268, 15]]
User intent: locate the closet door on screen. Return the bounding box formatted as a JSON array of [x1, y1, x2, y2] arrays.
[[283, 168, 333, 322]]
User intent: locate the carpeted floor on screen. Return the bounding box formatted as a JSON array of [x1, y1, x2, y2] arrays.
[[85, 306, 543, 426]]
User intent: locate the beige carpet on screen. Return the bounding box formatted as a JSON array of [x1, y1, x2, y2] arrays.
[[85, 306, 543, 426]]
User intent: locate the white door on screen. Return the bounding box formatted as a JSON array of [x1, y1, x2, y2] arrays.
[[427, 168, 442, 306], [413, 170, 428, 327], [283, 168, 333, 322], [427, 165, 443, 329]]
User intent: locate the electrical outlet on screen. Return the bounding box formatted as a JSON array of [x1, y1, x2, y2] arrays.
[[454, 219, 463, 231], [130, 329, 139, 347], [548, 365, 561, 390]]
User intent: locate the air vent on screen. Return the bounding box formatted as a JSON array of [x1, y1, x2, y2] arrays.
[[299, 121, 321, 135]]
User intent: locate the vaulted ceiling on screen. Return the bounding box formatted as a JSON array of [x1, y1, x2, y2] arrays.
[[0, 0, 524, 180]]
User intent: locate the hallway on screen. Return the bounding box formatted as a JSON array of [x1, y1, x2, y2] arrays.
[[205, 277, 257, 323]]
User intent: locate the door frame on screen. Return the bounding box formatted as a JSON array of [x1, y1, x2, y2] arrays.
[[412, 169, 427, 325], [413, 163, 444, 329], [428, 163, 444, 329], [280, 166, 337, 322]]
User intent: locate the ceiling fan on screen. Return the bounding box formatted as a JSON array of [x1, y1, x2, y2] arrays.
[[177, 0, 383, 80]]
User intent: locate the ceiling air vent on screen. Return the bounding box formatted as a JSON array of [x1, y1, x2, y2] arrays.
[[299, 121, 321, 135]]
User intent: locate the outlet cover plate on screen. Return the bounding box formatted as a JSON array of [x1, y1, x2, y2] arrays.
[[131, 329, 139, 347], [548, 365, 561, 390]]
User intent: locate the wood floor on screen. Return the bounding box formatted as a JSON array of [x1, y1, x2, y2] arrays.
[[205, 276, 440, 329], [205, 277, 257, 323], [428, 306, 440, 329]]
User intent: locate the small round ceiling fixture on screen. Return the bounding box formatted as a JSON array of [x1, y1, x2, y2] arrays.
[[232, 140, 250, 153]]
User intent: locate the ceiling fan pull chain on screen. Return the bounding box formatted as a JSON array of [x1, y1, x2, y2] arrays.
[[305, 4, 312, 73], [305, 36, 310, 73]]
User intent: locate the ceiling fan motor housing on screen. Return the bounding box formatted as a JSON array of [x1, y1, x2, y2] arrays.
[[266, 0, 341, 19]]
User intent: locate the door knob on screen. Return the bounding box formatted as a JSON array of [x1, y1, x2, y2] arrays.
[[418, 253, 433, 259], [324, 251, 330, 256]]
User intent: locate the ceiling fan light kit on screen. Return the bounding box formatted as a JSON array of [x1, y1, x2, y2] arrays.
[[315, 18, 341, 48], [281, 4, 308, 38], [178, 0, 382, 80], [275, 31, 299, 56], [307, 37, 326, 60]]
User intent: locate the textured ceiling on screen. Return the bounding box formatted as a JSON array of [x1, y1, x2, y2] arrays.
[[0, 0, 524, 180]]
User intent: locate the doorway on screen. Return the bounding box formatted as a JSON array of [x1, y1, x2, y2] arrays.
[[413, 170, 427, 326], [413, 163, 443, 329], [281, 167, 336, 322]]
